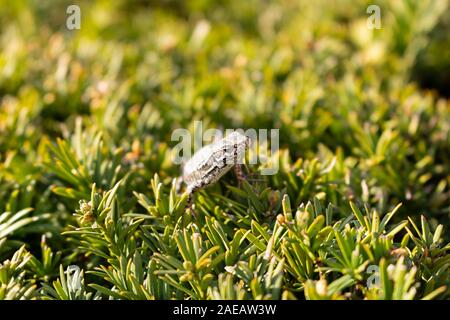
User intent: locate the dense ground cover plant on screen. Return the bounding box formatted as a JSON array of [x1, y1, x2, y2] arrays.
[[0, 0, 449, 300]]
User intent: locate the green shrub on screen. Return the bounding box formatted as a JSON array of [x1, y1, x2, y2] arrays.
[[0, 0, 449, 300]]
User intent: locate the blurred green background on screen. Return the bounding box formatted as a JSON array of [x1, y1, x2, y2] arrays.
[[0, 0, 449, 300], [1, 0, 448, 222]]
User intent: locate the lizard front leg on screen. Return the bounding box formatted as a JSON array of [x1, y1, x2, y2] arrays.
[[185, 182, 203, 217], [184, 171, 218, 217]]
